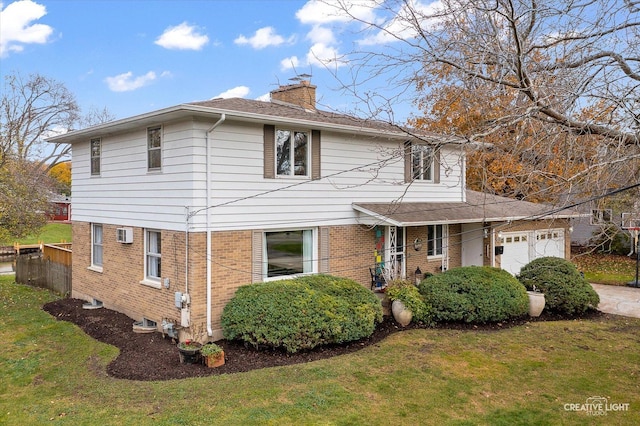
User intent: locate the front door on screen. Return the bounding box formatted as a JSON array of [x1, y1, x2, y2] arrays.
[[462, 223, 484, 267]]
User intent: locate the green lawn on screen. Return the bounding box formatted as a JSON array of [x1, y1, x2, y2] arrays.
[[1, 277, 639, 425], [0, 223, 71, 246], [573, 251, 637, 285]]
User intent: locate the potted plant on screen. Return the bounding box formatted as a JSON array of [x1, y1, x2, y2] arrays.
[[177, 339, 202, 364], [526, 285, 546, 317], [385, 280, 430, 326], [201, 342, 225, 368]]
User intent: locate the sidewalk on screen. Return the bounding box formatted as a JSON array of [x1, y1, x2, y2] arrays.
[[591, 283, 640, 319]]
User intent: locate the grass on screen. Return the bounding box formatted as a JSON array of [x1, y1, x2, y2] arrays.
[[572, 251, 637, 285], [0, 223, 71, 246], [1, 277, 640, 425]]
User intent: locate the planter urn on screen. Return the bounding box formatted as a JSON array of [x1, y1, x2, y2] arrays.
[[391, 300, 413, 327], [527, 291, 546, 317]]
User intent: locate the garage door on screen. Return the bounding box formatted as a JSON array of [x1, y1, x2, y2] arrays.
[[501, 229, 565, 275]]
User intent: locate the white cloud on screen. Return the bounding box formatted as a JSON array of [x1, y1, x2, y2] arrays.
[[214, 86, 250, 99], [280, 55, 300, 71], [155, 22, 209, 50], [0, 0, 53, 57], [296, 0, 376, 25], [307, 24, 335, 45], [256, 93, 270, 102], [358, 0, 444, 46], [105, 71, 160, 92], [234, 26, 293, 49], [307, 43, 345, 67]]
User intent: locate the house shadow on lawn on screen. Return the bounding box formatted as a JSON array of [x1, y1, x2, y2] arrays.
[[43, 298, 606, 381]]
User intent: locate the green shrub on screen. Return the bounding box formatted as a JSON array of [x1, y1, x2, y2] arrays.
[[385, 280, 433, 324], [418, 266, 528, 323], [221, 275, 382, 353], [517, 257, 600, 315]]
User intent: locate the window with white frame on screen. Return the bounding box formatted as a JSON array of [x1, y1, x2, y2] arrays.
[[264, 229, 313, 278], [427, 224, 443, 256], [91, 224, 103, 268], [411, 144, 434, 181], [590, 209, 612, 225], [147, 126, 162, 171], [90, 138, 101, 175], [276, 129, 309, 177], [145, 230, 162, 280]]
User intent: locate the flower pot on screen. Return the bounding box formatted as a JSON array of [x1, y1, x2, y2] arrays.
[[178, 342, 202, 364], [391, 299, 413, 327], [527, 291, 545, 317], [204, 351, 225, 368]]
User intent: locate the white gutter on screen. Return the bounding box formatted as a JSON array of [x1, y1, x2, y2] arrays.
[[205, 114, 226, 337]]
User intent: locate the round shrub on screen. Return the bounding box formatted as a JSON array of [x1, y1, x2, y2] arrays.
[[385, 280, 433, 324], [221, 275, 383, 353], [517, 257, 600, 315], [418, 266, 528, 323]]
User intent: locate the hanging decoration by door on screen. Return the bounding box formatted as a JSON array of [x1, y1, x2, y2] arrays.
[[374, 225, 385, 275]]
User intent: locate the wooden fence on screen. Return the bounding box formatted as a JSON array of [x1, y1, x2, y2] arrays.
[[15, 243, 72, 296]]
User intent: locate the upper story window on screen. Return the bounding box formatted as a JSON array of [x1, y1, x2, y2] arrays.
[[405, 141, 440, 184], [90, 138, 101, 175], [590, 209, 612, 225], [412, 144, 434, 181], [264, 125, 321, 180], [147, 126, 162, 171], [276, 129, 309, 177]]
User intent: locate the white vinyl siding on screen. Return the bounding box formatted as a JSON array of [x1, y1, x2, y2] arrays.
[[70, 119, 464, 232]]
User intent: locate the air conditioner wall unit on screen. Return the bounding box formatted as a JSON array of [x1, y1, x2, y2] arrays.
[[116, 227, 133, 244]]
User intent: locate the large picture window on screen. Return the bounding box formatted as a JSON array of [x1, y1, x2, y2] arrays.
[[145, 230, 162, 280], [427, 224, 443, 257], [276, 129, 309, 177], [90, 138, 101, 175], [264, 229, 313, 278], [147, 126, 162, 171], [91, 223, 103, 268]]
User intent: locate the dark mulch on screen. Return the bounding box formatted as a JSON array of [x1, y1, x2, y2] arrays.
[[42, 298, 606, 381]]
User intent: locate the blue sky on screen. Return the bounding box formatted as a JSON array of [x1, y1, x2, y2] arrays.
[[1, 0, 423, 123]]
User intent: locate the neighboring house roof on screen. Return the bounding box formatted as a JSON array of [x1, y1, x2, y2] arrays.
[[47, 97, 464, 145], [353, 190, 586, 227]]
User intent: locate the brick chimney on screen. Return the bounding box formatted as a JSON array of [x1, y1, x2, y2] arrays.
[[270, 80, 316, 110]]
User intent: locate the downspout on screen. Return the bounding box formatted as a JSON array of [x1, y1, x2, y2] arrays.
[[205, 114, 226, 337]]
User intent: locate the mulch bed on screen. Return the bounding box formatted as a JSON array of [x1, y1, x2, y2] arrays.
[[42, 298, 606, 381]]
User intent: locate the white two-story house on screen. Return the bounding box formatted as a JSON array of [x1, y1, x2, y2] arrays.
[[49, 80, 580, 340]]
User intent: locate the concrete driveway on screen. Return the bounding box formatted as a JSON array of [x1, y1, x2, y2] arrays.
[[591, 283, 640, 319]]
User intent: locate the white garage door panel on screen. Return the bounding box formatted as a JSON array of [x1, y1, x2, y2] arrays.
[[501, 233, 530, 276], [534, 230, 564, 259]]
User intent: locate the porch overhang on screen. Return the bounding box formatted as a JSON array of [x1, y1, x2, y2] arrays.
[[353, 190, 587, 227]]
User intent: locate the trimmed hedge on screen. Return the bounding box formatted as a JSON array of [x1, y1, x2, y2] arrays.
[[418, 266, 529, 323], [221, 275, 383, 353], [517, 257, 600, 315]]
